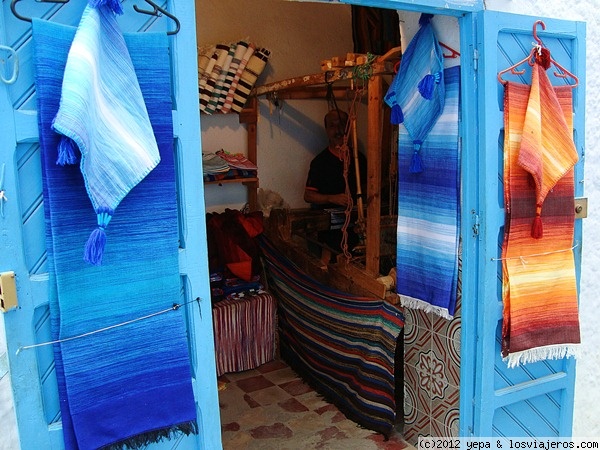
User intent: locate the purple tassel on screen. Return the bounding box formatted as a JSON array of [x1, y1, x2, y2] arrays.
[[83, 208, 113, 265], [56, 136, 79, 166], [409, 142, 424, 174], [88, 0, 124, 15], [418, 72, 442, 100], [390, 104, 404, 124]]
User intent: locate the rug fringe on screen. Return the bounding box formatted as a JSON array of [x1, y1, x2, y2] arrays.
[[399, 295, 453, 320], [99, 420, 198, 450], [503, 344, 579, 368]]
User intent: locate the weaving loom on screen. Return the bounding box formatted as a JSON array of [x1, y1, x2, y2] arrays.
[[259, 235, 405, 437], [33, 8, 197, 449]]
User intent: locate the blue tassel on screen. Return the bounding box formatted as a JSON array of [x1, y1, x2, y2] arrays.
[[419, 13, 434, 26], [56, 136, 79, 166], [418, 71, 442, 100], [390, 104, 404, 124], [84, 208, 113, 266], [409, 142, 424, 174], [84, 227, 107, 266], [88, 0, 123, 15]]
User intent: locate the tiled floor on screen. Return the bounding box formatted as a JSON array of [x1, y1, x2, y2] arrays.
[[218, 358, 413, 449]]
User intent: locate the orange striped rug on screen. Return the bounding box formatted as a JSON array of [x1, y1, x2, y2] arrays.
[[501, 74, 580, 367]]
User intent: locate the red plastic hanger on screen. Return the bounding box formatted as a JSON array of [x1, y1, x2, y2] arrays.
[[439, 41, 460, 59], [497, 20, 578, 87]]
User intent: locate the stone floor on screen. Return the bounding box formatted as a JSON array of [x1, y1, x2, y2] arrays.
[[218, 358, 413, 450]]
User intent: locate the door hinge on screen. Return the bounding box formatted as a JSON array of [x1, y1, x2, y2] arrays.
[[473, 48, 479, 71]]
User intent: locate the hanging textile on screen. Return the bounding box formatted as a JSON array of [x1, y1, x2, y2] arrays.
[[51, 2, 161, 266], [501, 57, 580, 366], [33, 11, 197, 450], [395, 65, 461, 319], [259, 235, 405, 437], [384, 13, 444, 174]]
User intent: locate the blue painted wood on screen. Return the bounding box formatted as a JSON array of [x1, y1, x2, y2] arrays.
[[470, 10, 585, 437], [0, 1, 221, 449], [326, 0, 484, 14], [2, 0, 584, 446]]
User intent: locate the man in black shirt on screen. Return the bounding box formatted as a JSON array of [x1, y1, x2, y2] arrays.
[[304, 109, 367, 257], [304, 109, 366, 207]]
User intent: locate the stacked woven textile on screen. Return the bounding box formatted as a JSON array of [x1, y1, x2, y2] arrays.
[[198, 40, 270, 114], [202, 149, 258, 181]]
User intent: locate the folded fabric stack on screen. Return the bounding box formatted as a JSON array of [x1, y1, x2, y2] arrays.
[[198, 40, 270, 114], [203, 149, 258, 182]]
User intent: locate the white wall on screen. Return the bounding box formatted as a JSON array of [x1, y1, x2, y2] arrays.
[[196, 0, 354, 212]]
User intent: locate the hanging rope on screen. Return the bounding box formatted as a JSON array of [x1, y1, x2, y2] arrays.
[[352, 53, 377, 87]]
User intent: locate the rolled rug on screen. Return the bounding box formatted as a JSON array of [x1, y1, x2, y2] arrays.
[[231, 47, 271, 113], [200, 43, 230, 113], [204, 42, 236, 114], [221, 42, 255, 114]]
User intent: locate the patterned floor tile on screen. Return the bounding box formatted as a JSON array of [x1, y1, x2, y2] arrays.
[[219, 359, 415, 450], [236, 374, 276, 393]]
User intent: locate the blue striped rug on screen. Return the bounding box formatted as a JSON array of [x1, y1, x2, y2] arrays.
[[396, 65, 461, 319], [33, 18, 197, 450]]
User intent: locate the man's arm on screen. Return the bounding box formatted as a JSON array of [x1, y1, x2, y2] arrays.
[[304, 188, 349, 206]]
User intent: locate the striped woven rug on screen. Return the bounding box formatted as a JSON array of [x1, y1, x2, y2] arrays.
[[259, 236, 405, 437], [212, 293, 277, 376]]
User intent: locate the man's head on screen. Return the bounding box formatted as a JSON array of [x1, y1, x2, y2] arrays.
[[324, 109, 348, 149]]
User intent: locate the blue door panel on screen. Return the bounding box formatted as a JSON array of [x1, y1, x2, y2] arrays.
[[1, 1, 221, 449], [472, 11, 585, 437]]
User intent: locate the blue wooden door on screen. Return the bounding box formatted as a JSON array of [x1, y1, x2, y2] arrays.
[[0, 1, 221, 449], [464, 11, 586, 437]]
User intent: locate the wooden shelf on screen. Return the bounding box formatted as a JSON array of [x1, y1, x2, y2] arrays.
[[204, 177, 258, 185]]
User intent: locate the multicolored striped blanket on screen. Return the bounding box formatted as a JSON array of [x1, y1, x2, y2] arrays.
[[395, 65, 461, 319], [259, 236, 405, 436], [33, 15, 197, 450], [212, 292, 277, 376], [501, 78, 580, 367]]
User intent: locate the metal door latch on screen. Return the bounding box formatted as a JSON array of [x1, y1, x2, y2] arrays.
[[575, 197, 588, 219], [0, 271, 17, 313]]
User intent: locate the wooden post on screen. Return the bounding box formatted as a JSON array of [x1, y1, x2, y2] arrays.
[[239, 96, 259, 211], [365, 64, 384, 277]]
